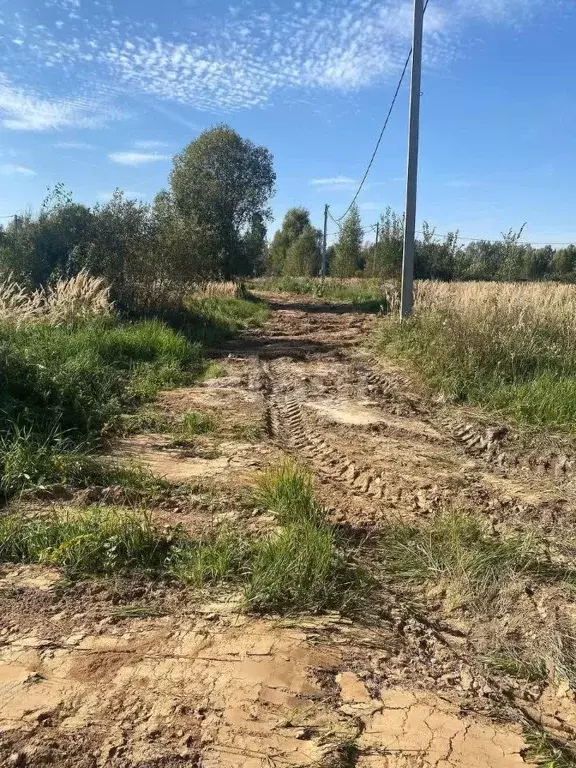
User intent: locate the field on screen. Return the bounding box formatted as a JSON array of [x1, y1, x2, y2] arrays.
[[2, 277, 576, 767]]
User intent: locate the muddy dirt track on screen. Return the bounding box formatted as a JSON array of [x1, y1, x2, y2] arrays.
[[1, 292, 576, 767]]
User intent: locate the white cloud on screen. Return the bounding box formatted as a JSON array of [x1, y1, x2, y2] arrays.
[[0, 74, 116, 131], [133, 140, 170, 149], [0, 163, 36, 176], [54, 141, 96, 149], [311, 176, 357, 186], [108, 151, 171, 166], [0, 0, 560, 114]]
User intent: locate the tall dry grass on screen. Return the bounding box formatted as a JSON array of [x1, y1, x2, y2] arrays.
[[0, 270, 113, 326], [377, 280, 576, 428]]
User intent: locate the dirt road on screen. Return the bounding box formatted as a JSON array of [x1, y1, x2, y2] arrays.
[[1, 293, 575, 766]]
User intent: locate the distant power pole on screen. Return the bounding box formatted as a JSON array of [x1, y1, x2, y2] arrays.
[[400, 0, 424, 318], [13, 215, 19, 230], [321, 203, 329, 278], [372, 221, 380, 276]]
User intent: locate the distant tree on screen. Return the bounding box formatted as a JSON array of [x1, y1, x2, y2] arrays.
[[267, 207, 316, 275], [553, 245, 576, 277], [170, 125, 275, 279], [332, 204, 362, 277], [365, 207, 404, 278], [283, 225, 321, 276]]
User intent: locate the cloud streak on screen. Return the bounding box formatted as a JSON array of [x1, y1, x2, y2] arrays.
[[0, 74, 119, 131], [108, 151, 171, 166], [0, 164, 36, 176]]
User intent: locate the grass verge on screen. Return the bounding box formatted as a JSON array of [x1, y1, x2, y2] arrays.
[[375, 281, 576, 429], [0, 461, 368, 617], [378, 511, 576, 609]]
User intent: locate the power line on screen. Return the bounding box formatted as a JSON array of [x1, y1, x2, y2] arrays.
[[332, 0, 431, 223]]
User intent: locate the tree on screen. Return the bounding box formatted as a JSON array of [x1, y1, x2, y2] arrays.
[[283, 225, 321, 276], [332, 204, 362, 277], [267, 207, 314, 275], [170, 125, 275, 279], [365, 207, 403, 278]]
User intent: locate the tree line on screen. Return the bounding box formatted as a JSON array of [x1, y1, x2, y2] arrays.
[[3, 122, 576, 303], [0, 125, 275, 309], [268, 204, 576, 282]]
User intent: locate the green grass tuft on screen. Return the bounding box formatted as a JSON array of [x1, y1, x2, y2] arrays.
[[524, 728, 576, 768], [484, 653, 547, 682], [379, 512, 576, 608], [170, 527, 252, 585], [0, 507, 177, 576], [180, 411, 217, 436], [253, 460, 326, 526], [246, 520, 362, 614]]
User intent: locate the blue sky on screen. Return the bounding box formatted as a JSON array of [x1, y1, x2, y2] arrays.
[[1, 0, 575, 244]]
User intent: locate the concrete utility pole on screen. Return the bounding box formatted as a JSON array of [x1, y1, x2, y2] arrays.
[[321, 203, 329, 278], [400, 0, 424, 318]]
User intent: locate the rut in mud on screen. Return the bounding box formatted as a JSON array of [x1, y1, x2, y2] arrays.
[[2, 291, 576, 767]]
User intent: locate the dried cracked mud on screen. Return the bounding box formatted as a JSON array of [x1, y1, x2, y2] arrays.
[[2, 291, 576, 766]]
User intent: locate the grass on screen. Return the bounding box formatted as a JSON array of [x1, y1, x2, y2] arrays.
[[0, 460, 367, 617], [185, 294, 270, 345], [248, 461, 368, 614], [483, 652, 547, 682], [0, 507, 178, 576], [246, 520, 363, 614], [253, 276, 392, 312], [524, 728, 576, 768], [378, 511, 576, 609], [376, 280, 576, 429], [0, 289, 270, 498], [170, 527, 252, 585], [180, 411, 217, 436], [253, 460, 326, 526]]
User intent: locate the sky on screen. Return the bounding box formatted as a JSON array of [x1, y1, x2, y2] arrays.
[[1, 0, 575, 245]]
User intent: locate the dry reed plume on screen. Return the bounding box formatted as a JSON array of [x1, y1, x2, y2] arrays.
[[0, 270, 113, 326]]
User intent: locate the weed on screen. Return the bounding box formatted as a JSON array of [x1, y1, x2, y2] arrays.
[[230, 422, 264, 441], [0, 507, 179, 576], [170, 527, 252, 585], [253, 276, 391, 312], [378, 512, 576, 608], [200, 361, 225, 380], [524, 727, 576, 768], [180, 411, 216, 436], [185, 295, 269, 345], [253, 460, 326, 526], [113, 409, 172, 436], [246, 520, 362, 614], [484, 653, 547, 682]]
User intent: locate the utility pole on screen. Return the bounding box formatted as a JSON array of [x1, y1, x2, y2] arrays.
[[321, 203, 329, 279], [13, 215, 19, 230], [372, 221, 380, 277], [400, 0, 424, 318]]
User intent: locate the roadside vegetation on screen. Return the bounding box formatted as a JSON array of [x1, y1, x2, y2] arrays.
[[376, 281, 576, 429], [0, 462, 367, 615]]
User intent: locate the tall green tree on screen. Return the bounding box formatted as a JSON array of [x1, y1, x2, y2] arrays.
[[267, 207, 314, 275], [332, 204, 362, 277], [283, 225, 321, 276], [170, 125, 275, 279]]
